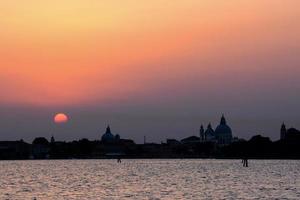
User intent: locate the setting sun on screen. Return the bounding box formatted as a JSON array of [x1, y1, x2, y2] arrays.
[[54, 113, 69, 124]]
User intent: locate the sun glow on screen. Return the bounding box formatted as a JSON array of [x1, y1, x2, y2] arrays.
[[54, 113, 69, 124]]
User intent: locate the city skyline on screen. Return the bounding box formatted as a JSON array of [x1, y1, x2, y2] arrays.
[[0, 111, 295, 143]]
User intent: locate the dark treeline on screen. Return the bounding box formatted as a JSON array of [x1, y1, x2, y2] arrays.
[[0, 133, 300, 160]]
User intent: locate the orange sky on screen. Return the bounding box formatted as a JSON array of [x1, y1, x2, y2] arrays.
[[1, 1, 300, 142], [0, 0, 300, 106]]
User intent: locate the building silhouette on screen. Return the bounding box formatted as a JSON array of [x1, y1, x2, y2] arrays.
[[200, 115, 233, 145], [3, 117, 300, 160], [280, 123, 300, 141], [181, 136, 201, 144], [215, 115, 233, 145], [204, 123, 215, 142], [101, 125, 119, 143], [200, 125, 205, 141], [280, 123, 287, 140]]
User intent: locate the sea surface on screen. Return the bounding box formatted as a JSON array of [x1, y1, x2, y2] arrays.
[[0, 159, 299, 200]]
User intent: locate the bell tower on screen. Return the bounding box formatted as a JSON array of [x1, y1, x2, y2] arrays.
[[280, 122, 287, 140], [200, 125, 205, 141]]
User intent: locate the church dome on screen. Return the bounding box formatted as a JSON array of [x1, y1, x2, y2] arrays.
[[215, 124, 232, 136], [101, 126, 115, 142], [215, 115, 233, 144]]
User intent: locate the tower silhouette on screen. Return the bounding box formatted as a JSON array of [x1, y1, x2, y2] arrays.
[[281, 122, 287, 140], [200, 125, 205, 141]]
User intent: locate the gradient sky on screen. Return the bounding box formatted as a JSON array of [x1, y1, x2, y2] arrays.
[[0, 0, 300, 143]]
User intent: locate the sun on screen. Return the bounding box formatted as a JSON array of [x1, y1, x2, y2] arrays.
[[54, 113, 69, 124]]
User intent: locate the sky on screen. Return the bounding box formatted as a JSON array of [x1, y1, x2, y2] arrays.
[[0, 0, 300, 143]]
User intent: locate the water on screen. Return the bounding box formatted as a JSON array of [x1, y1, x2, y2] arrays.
[[0, 159, 299, 199]]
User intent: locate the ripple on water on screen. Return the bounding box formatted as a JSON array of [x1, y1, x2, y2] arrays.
[[0, 159, 299, 199]]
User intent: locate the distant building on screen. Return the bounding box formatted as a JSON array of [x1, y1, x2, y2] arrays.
[[200, 125, 205, 141], [101, 125, 118, 143], [99, 125, 135, 156], [166, 139, 180, 145], [280, 123, 287, 140], [32, 137, 50, 159], [204, 123, 216, 142], [199, 115, 233, 145], [101, 125, 135, 145], [181, 136, 200, 144], [51, 135, 55, 143], [286, 128, 300, 141], [0, 140, 30, 159], [215, 115, 233, 145], [280, 123, 300, 141]]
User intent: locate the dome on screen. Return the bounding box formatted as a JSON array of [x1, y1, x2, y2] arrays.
[[215, 125, 232, 136], [215, 115, 233, 144], [101, 126, 115, 142]]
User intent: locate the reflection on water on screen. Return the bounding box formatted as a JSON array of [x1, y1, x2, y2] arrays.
[[0, 159, 299, 199]]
